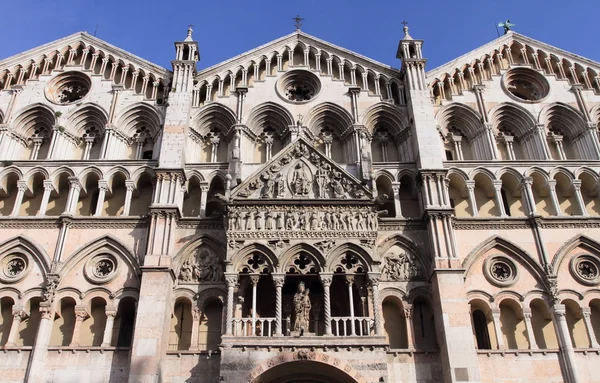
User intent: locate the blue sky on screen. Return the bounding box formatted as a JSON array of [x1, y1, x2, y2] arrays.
[[1, 0, 598, 72]]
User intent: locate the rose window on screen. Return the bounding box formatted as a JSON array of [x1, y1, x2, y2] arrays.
[[5, 258, 26, 277], [45, 71, 92, 105], [490, 262, 512, 281], [484, 256, 518, 287], [577, 261, 598, 280], [285, 84, 314, 101], [277, 70, 321, 104], [85, 254, 118, 284], [502, 68, 550, 103], [93, 259, 115, 278], [0, 254, 29, 283], [571, 255, 600, 285]]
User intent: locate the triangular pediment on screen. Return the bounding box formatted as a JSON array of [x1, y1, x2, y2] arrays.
[[196, 31, 399, 80], [426, 31, 600, 81], [231, 137, 372, 202], [0, 32, 170, 80]]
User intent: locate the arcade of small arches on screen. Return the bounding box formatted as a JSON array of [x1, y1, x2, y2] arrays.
[[430, 39, 600, 103], [0, 40, 168, 102], [192, 42, 405, 107], [185, 102, 413, 165], [438, 102, 600, 162], [1, 101, 162, 161], [446, 167, 600, 218]]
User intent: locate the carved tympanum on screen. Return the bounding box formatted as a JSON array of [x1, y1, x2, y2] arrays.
[[381, 252, 423, 281], [179, 248, 223, 283]]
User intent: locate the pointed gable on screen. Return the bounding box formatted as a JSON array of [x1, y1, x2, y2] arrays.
[[230, 137, 372, 201]]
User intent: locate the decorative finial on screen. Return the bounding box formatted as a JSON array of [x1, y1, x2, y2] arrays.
[[401, 20, 409, 35], [497, 20, 515, 35], [293, 15, 304, 31], [185, 24, 194, 41]]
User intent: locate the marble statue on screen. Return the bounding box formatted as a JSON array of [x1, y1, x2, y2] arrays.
[[293, 281, 311, 333]]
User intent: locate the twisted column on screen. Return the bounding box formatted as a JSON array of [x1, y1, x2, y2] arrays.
[[224, 274, 238, 336], [368, 273, 383, 336], [320, 273, 333, 336], [272, 274, 285, 336]]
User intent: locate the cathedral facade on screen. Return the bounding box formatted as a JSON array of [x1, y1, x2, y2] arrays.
[[0, 24, 600, 383]]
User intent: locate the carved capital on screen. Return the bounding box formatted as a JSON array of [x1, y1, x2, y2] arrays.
[[272, 274, 285, 288], [319, 273, 333, 287]]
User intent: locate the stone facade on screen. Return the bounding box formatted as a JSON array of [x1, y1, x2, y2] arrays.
[[0, 24, 600, 383]]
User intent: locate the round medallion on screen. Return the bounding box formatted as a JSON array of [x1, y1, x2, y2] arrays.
[[277, 70, 321, 104], [85, 254, 118, 284], [45, 71, 92, 105], [570, 254, 600, 286], [502, 67, 550, 103], [484, 256, 518, 287], [0, 253, 30, 283]]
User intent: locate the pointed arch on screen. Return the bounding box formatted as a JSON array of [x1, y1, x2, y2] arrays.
[[172, 234, 227, 274], [436, 103, 483, 139], [489, 102, 537, 138], [552, 234, 600, 274], [362, 102, 408, 135], [246, 102, 294, 136], [0, 235, 51, 275], [304, 102, 353, 137], [539, 102, 586, 139], [65, 103, 108, 137], [10, 103, 56, 136], [230, 243, 277, 274], [115, 102, 162, 138], [191, 103, 236, 136], [57, 235, 140, 281], [462, 235, 546, 285], [326, 243, 373, 273], [279, 243, 325, 274]]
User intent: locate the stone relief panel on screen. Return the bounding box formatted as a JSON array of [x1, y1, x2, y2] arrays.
[[232, 139, 371, 200], [178, 247, 224, 283], [227, 205, 378, 240], [381, 247, 424, 282]]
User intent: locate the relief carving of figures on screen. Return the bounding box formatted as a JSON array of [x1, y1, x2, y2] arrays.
[[293, 281, 311, 332], [276, 212, 285, 229], [260, 174, 275, 199], [291, 162, 311, 196], [275, 172, 286, 198], [381, 252, 423, 281], [246, 211, 255, 231], [255, 211, 264, 230], [265, 211, 275, 230], [330, 177, 346, 199], [315, 161, 330, 199], [179, 248, 223, 283]]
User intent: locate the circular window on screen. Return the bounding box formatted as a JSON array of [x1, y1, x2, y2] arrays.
[[570, 254, 600, 286], [0, 253, 30, 283], [85, 254, 118, 284], [502, 67, 550, 103], [484, 256, 518, 287], [277, 70, 321, 104], [45, 71, 92, 105]]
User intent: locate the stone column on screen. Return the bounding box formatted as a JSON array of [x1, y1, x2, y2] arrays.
[[492, 180, 507, 217], [491, 308, 505, 349], [224, 274, 237, 336], [190, 307, 200, 350], [346, 275, 356, 335], [70, 306, 89, 347], [391, 182, 403, 218], [123, 180, 135, 216], [572, 180, 588, 216], [320, 273, 333, 336], [66, 177, 82, 215], [367, 273, 382, 336], [250, 274, 259, 335], [547, 180, 562, 216], [522, 309, 538, 350], [101, 309, 117, 347], [465, 180, 478, 217], [38, 180, 54, 216], [581, 308, 600, 348], [10, 181, 27, 217], [404, 304, 415, 349], [6, 307, 27, 346], [552, 304, 581, 383], [199, 183, 209, 217], [272, 274, 285, 336], [522, 177, 537, 215], [25, 303, 55, 382], [94, 180, 108, 216]]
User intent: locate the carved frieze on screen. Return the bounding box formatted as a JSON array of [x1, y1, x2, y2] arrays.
[[227, 205, 378, 240], [179, 247, 224, 283]]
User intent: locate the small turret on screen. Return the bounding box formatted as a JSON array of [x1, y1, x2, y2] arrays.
[[172, 25, 199, 93]]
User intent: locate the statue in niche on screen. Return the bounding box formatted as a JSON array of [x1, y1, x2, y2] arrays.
[[228, 211, 237, 230], [381, 252, 423, 281], [293, 281, 311, 333], [324, 212, 332, 230], [315, 161, 330, 199], [179, 248, 223, 283], [261, 174, 274, 198], [285, 211, 295, 230], [275, 172, 286, 198], [356, 212, 366, 230], [310, 212, 319, 230], [292, 162, 311, 196], [367, 212, 377, 231], [246, 211, 255, 231], [255, 211, 264, 230], [236, 211, 245, 230]]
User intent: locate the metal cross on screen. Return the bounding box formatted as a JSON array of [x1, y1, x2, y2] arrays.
[[401, 20, 409, 27], [293, 15, 304, 31]]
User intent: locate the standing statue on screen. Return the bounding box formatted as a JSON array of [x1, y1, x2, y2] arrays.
[[261, 175, 274, 198], [292, 162, 311, 195], [265, 211, 275, 230], [330, 177, 345, 198], [275, 172, 286, 198], [315, 162, 330, 199], [293, 281, 311, 333]]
